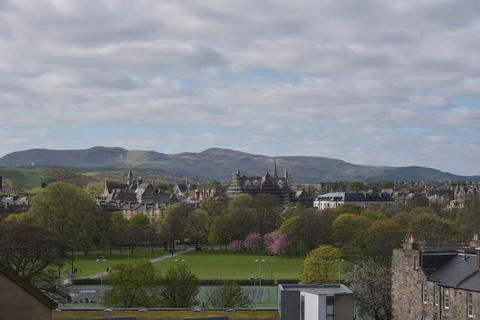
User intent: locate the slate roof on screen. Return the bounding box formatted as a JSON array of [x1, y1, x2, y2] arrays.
[[105, 181, 129, 193], [316, 192, 394, 202], [424, 252, 480, 292]]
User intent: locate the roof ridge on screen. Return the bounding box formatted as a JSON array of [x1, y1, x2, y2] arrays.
[[0, 263, 58, 309], [457, 269, 479, 287]]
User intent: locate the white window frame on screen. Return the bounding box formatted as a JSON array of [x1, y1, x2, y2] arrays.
[[467, 291, 473, 318], [434, 285, 439, 306], [444, 288, 449, 309], [423, 283, 428, 304]]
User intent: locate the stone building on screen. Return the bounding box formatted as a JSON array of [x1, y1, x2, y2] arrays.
[[392, 235, 480, 320], [0, 262, 57, 320], [99, 169, 170, 221], [313, 192, 394, 211], [226, 160, 294, 204]]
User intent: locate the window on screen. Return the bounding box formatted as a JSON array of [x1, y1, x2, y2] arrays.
[[421, 311, 427, 320], [444, 288, 449, 309], [414, 255, 419, 270], [326, 296, 334, 320], [300, 295, 305, 320], [467, 292, 473, 318], [423, 283, 428, 304], [434, 286, 439, 306]]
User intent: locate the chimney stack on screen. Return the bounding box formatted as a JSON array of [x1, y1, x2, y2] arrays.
[[476, 248, 480, 270], [403, 234, 414, 250]]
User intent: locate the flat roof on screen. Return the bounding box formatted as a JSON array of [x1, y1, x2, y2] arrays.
[[300, 284, 353, 295]]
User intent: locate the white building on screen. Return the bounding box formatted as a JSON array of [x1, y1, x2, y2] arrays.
[[279, 284, 353, 320], [313, 192, 394, 211]]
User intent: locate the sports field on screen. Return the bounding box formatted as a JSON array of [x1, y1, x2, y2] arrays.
[[153, 251, 306, 280], [63, 248, 168, 278]]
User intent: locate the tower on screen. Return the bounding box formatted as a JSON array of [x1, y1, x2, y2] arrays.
[[273, 159, 278, 178], [127, 168, 133, 188]]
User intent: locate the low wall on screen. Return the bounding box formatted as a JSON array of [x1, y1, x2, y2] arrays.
[[53, 308, 279, 320]]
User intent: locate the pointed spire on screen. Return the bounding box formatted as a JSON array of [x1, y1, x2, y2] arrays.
[[127, 168, 133, 187], [273, 159, 278, 178]]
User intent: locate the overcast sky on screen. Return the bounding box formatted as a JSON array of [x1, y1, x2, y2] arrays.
[[1, 0, 479, 175]]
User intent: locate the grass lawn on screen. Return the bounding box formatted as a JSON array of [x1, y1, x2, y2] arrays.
[[62, 248, 168, 278], [153, 251, 306, 280]]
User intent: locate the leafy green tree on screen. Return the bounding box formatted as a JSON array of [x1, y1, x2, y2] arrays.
[[154, 180, 173, 192], [229, 193, 255, 209], [378, 181, 394, 189], [331, 214, 372, 246], [409, 206, 437, 216], [458, 194, 480, 236], [203, 282, 252, 308], [188, 209, 211, 246], [203, 180, 223, 190], [0, 220, 68, 300], [84, 181, 105, 198], [365, 220, 405, 260], [103, 261, 162, 308], [111, 211, 128, 250], [279, 209, 335, 254], [124, 224, 146, 254], [346, 181, 365, 191], [159, 263, 199, 308], [29, 182, 109, 255], [409, 213, 459, 241], [405, 194, 429, 211], [346, 260, 391, 320], [300, 245, 341, 284], [208, 214, 233, 248], [130, 213, 150, 226], [252, 193, 280, 235], [203, 201, 227, 217], [158, 203, 191, 251], [335, 203, 363, 215], [225, 207, 257, 240]]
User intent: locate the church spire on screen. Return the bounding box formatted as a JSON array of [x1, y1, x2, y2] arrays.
[[273, 159, 278, 178], [127, 168, 133, 187]]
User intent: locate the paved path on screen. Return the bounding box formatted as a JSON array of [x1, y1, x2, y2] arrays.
[[77, 249, 189, 280]]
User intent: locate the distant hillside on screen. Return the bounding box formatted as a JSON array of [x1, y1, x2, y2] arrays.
[[0, 167, 95, 189], [1, 147, 478, 183]]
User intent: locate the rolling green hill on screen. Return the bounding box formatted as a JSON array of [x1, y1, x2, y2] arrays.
[[1, 147, 478, 182], [0, 167, 95, 190]]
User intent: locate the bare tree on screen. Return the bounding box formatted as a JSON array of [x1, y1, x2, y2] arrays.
[[346, 261, 391, 320]]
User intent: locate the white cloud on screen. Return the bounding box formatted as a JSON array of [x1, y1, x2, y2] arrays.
[[0, 0, 479, 175]]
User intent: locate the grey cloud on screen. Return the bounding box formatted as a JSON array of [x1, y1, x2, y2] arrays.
[[0, 0, 479, 174]]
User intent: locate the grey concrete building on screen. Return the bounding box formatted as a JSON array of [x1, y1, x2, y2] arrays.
[[278, 284, 353, 320]]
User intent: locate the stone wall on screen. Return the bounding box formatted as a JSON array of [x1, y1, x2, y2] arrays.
[[391, 248, 426, 320], [392, 248, 480, 320]]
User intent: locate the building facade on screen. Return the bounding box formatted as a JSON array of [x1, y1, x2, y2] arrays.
[[313, 192, 394, 210], [278, 284, 353, 320], [392, 236, 480, 320], [227, 161, 294, 204], [99, 169, 170, 221]]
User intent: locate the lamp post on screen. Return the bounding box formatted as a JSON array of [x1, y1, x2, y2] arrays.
[[96, 257, 108, 290], [335, 259, 345, 283], [254, 259, 265, 286], [254, 259, 265, 306]]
